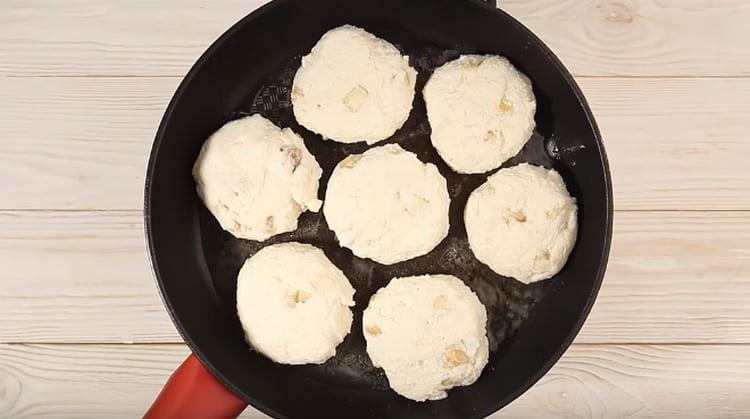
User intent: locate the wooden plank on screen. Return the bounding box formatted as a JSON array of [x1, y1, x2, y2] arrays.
[[503, 0, 750, 77], [0, 77, 177, 210], [1, 343, 749, 418], [0, 344, 197, 419], [0, 0, 264, 77], [2, 0, 749, 77], [502, 344, 750, 419], [0, 211, 180, 343], [0, 210, 748, 344], [583, 77, 750, 210], [578, 211, 750, 343], [1, 77, 748, 211]]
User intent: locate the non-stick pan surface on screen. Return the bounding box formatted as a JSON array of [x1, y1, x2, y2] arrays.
[[145, 0, 613, 418]]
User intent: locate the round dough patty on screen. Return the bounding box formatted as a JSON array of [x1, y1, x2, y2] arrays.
[[236, 242, 355, 365], [363, 274, 489, 401], [324, 144, 450, 264], [424, 55, 536, 174], [465, 163, 578, 283], [192, 114, 322, 241], [292, 25, 417, 144]]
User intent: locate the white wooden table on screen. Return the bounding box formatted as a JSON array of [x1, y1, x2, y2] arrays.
[[1, 0, 749, 417]]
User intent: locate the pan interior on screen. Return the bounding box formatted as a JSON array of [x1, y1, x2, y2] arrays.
[[199, 44, 558, 390]]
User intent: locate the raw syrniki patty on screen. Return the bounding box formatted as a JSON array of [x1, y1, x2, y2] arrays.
[[465, 163, 578, 283], [324, 144, 450, 264], [192, 114, 322, 241], [292, 25, 417, 144], [363, 274, 489, 401], [424, 55, 536, 174], [236, 242, 355, 364]]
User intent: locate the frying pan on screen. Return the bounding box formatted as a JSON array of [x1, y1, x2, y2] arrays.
[[143, 0, 613, 417]]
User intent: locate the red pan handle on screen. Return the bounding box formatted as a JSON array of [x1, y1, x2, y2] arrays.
[[144, 354, 247, 419]]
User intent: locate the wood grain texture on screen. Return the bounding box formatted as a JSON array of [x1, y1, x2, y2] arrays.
[[0, 0, 265, 77], [2, 0, 749, 77], [0, 210, 747, 344], [0, 77, 176, 210], [501, 344, 750, 419], [584, 77, 750, 210], [1, 343, 749, 418], [0, 211, 178, 343], [2, 1, 748, 415], [578, 211, 750, 343], [2, 77, 748, 210], [504, 0, 750, 77]]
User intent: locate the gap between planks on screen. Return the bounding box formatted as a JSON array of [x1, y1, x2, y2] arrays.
[[2, 209, 742, 213], [2, 341, 750, 347], [3, 75, 750, 79]]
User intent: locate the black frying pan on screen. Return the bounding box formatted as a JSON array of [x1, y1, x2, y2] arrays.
[[144, 0, 613, 417]]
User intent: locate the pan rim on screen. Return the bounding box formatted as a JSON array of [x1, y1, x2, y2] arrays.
[[144, 0, 614, 417]]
